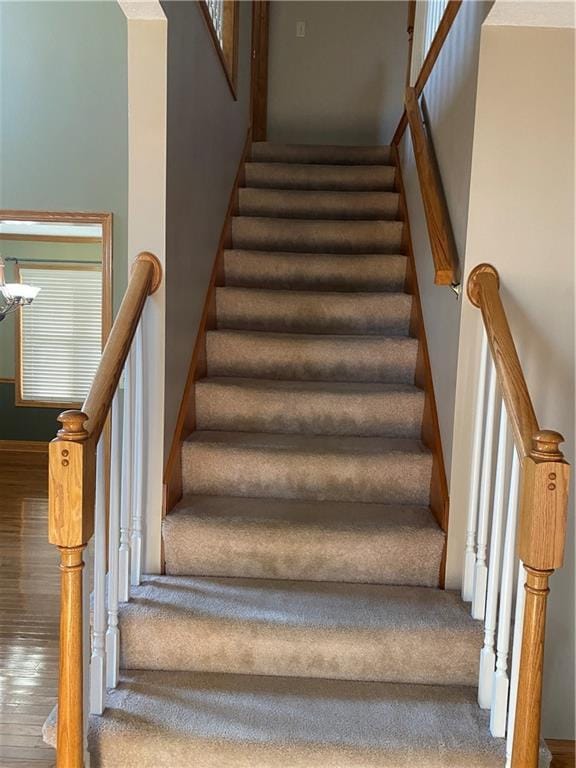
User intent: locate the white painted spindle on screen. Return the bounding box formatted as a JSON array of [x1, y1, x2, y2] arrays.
[[491, 449, 521, 736], [105, 393, 121, 689], [119, 354, 133, 603], [89, 438, 107, 715], [82, 552, 91, 761], [463, 329, 489, 601], [506, 560, 527, 765], [130, 321, 144, 587], [472, 358, 497, 620], [478, 403, 508, 708]]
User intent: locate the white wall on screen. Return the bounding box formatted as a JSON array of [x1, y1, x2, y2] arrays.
[[267, 1, 408, 145], [446, 1, 575, 738], [162, 0, 252, 462], [119, 1, 167, 574], [399, 0, 493, 478]]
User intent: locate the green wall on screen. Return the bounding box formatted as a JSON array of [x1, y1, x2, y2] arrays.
[[0, 1, 128, 442]]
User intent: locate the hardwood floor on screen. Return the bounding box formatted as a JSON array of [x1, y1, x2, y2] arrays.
[[0, 450, 57, 767], [0, 449, 573, 768]]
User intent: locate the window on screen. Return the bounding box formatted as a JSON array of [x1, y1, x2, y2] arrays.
[[16, 264, 102, 406], [423, 0, 449, 55], [410, 0, 450, 84], [200, 0, 239, 97]]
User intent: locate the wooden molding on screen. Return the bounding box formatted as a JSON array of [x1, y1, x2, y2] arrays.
[[392, 0, 463, 145], [0, 439, 49, 453], [405, 0, 416, 89], [0, 377, 15, 384], [0, 233, 102, 243], [163, 128, 252, 517], [404, 88, 459, 286], [392, 143, 450, 584], [251, 1, 269, 141], [546, 740, 575, 768], [198, 0, 239, 100]]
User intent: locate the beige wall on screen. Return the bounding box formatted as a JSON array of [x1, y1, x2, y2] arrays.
[[267, 1, 408, 145], [446, 2, 575, 738], [399, 0, 493, 477], [162, 0, 252, 463]]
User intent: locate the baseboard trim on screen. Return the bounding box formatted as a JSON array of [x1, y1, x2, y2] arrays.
[[0, 440, 49, 453], [163, 127, 252, 516], [547, 739, 575, 768], [391, 142, 450, 587]]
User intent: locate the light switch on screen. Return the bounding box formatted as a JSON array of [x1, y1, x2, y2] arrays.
[[296, 21, 306, 38]]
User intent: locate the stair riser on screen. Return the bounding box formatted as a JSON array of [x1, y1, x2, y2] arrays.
[[181, 443, 432, 505], [244, 163, 396, 191], [206, 333, 418, 383], [223, 251, 408, 292], [232, 218, 404, 254], [119, 615, 479, 687], [238, 189, 399, 220], [163, 518, 443, 586], [215, 289, 412, 336], [195, 383, 424, 438], [250, 143, 393, 165]]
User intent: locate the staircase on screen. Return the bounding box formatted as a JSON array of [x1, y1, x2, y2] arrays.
[[45, 143, 515, 766]]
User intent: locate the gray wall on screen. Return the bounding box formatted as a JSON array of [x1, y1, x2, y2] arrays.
[[162, 1, 252, 460], [399, 0, 493, 477], [267, 1, 408, 145], [0, 0, 128, 442]]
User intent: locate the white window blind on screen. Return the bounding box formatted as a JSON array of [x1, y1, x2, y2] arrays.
[[424, 0, 449, 56], [18, 265, 102, 404], [206, 0, 224, 46]]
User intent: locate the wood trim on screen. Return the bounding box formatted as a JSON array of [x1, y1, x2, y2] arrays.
[[198, 0, 239, 100], [547, 739, 575, 768], [405, 0, 417, 89], [0, 234, 102, 243], [467, 264, 539, 460], [392, 143, 450, 584], [251, 0, 269, 141], [0, 376, 15, 383], [404, 87, 459, 286], [163, 128, 252, 517], [0, 439, 49, 453], [392, 0, 463, 144]]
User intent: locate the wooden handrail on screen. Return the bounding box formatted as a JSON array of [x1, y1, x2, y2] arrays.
[[393, 0, 463, 145], [82, 251, 161, 443], [467, 264, 538, 459], [48, 250, 161, 768], [405, 87, 458, 286], [468, 263, 569, 768]]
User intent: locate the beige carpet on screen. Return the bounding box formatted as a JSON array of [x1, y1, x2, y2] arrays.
[[46, 142, 550, 765]]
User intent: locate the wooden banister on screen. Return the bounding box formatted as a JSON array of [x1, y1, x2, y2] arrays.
[[467, 264, 570, 768], [467, 264, 538, 459], [405, 87, 458, 286], [48, 251, 161, 768], [82, 252, 161, 442]]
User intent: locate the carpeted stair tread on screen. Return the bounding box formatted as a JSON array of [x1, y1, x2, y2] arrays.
[[43, 671, 512, 767], [195, 378, 424, 437], [238, 188, 399, 220], [223, 250, 408, 291], [215, 287, 412, 335], [244, 162, 396, 191], [206, 330, 418, 383], [163, 495, 444, 585], [232, 216, 403, 253], [181, 431, 432, 504], [119, 576, 482, 686], [250, 141, 393, 165]]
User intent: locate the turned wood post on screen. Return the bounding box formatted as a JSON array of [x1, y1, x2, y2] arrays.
[[49, 411, 96, 768], [512, 430, 569, 768]]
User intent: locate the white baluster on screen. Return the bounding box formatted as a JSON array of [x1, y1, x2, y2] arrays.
[[119, 354, 133, 602], [105, 393, 121, 689], [506, 561, 527, 766], [478, 402, 508, 708], [89, 438, 106, 715], [472, 359, 497, 620], [130, 321, 144, 587], [82, 550, 91, 764], [491, 449, 521, 736], [463, 330, 489, 601]]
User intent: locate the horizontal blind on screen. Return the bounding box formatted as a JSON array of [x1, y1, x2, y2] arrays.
[[206, 0, 224, 46], [19, 266, 102, 403], [424, 0, 449, 56]]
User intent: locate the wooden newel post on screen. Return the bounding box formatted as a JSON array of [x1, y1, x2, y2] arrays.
[[49, 410, 96, 768], [512, 430, 569, 768]]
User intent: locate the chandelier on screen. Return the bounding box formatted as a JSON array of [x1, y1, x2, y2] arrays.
[[0, 256, 41, 321]]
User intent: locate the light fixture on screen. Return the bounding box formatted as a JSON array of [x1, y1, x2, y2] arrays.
[[0, 255, 41, 321]]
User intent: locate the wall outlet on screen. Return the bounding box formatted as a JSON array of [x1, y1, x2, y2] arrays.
[[296, 21, 306, 38]]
